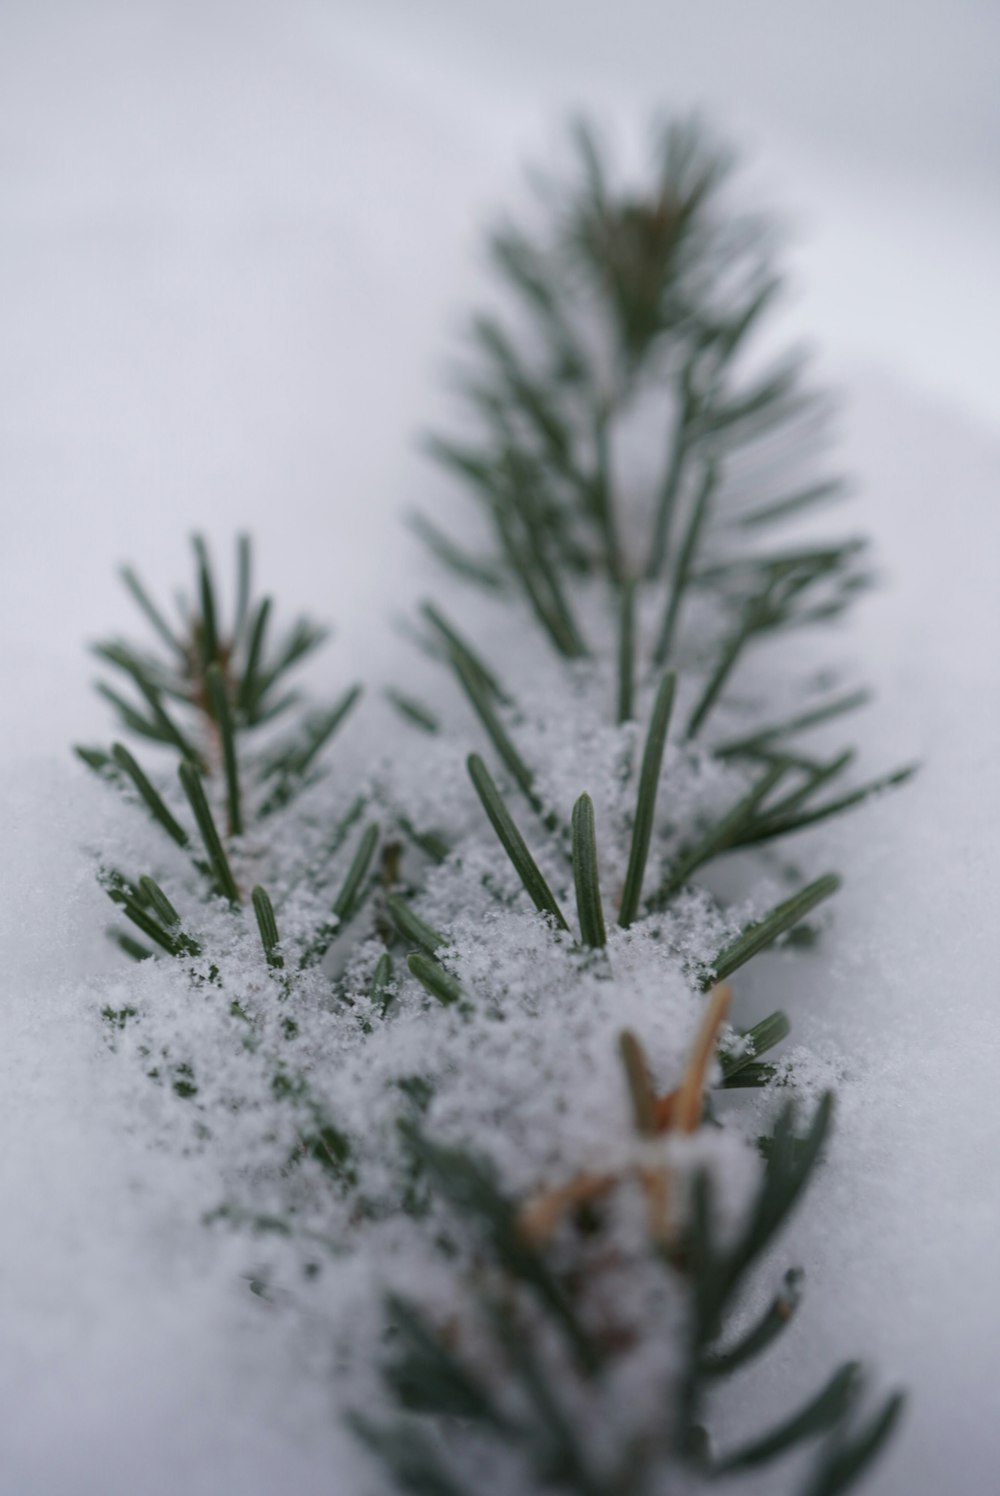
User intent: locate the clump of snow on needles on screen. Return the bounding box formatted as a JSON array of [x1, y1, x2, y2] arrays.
[[0, 760, 367, 1496]]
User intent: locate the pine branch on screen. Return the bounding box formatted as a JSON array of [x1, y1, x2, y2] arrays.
[[75, 117, 910, 1496], [363, 116, 908, 1495]]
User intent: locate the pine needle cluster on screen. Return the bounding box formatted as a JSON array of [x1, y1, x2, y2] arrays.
[[76, 118, 911, 1494]]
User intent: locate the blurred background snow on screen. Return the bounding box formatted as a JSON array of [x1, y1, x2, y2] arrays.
[[3, 0, 998, 756], [1, 2, 998, 1492]]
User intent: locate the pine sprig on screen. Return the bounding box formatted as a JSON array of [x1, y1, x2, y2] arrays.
[[362, 117, 908, 1493], [77, 535, 366, 945], [76, 118, 909, 1496]]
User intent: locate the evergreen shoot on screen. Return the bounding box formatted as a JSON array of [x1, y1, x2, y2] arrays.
[[76, 117, 912, 1494]]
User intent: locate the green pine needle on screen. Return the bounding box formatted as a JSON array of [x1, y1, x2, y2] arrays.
[[686, 587, 772, 739], [591, 408, 622, 583], [448, 650, 544, 821], [136, 874, 181, 931], [238, 597, 272, 713], [333, 824, 380, 924], [299, 824, 380, 968], [112, 892, 183, 958], [384, 688, 441, 736], [496, 505, 589, 659], [396, 817, 451, 864], [738, 765, 917, 845], [111, 928, 156, 963], [193, 534, 220, 669], [133, 676, 204, 768], [207, 664, 242, 836], [616, 579, 635, 724], [387, 894, 445, 956], [647, 387, 691, 580], [110, 742, 190, 847], [409, 511, 504, 591], [571, 793, 606, 948], [94, 683, 168, 750], [652, 459, 716, 666], [717, 689, 871, 758], [178, 760, 240, 905], [708, 874, 841, 985], [714, 1362, 862, 1472], [119, 564, 186, 659], [372, 952, 395, 1015], [292, 686, 363, 777], [800, 1391, 906, 1496], [467, 753, 568, 930], [422, 601, 507, 702], [753, 750, 854, 825], [74, 744, 115, 774], [737, 478, 844, 530], [701, 1268, 803, 1378], [719, 1010, 791, 1080], [652, 757, 790, 906], [407, 952, 463, 1007], [618, 672, 676, 928], [251, 885, 283, 969]]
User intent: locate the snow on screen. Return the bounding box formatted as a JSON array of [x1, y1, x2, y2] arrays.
[[1, 3, 999, 1494], [730, 380, 1000, 1493]]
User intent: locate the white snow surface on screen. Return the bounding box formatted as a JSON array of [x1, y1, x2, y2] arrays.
[[2, 4, 999, 1495]]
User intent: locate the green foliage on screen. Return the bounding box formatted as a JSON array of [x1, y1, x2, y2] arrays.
[[388, 895, 446, 956], [372, 952, 396, 1014], [448, 647, 542, 815], [468, 753, 568, 930], [708, 874, 841, 986], [652, 459, 715, 666], [357, 1100, 902, 1496], [616, 579, 636, 723], [77, 535, 366, 949], [406, 953, 464, 1008], [251, 885, 283, 970], [363, 116, 908, 1495], [617, 670, 675, 928], [178, 759, 240, 905], [109, 741, 190, 846], [77, 118, 909, 1496], [570, 792, 607, 948], [718, 1010, 791, 1084]]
